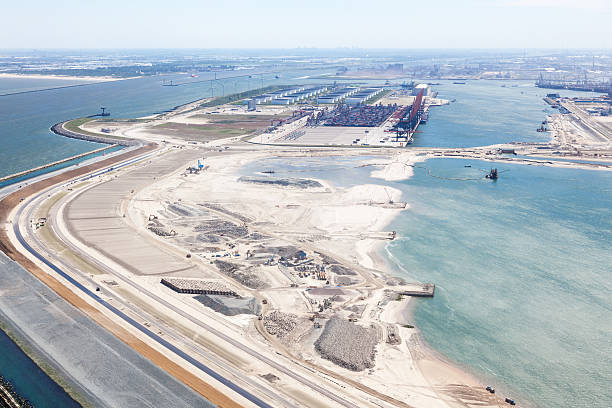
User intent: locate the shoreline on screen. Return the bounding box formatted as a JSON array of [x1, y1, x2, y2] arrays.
[[349, 164, 498, 399], [0, 73, 138, 82], [0, 305, 89, 408], [215, 149, 500, 405]]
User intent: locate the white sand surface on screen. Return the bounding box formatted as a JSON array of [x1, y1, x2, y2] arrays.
[[370, 151, 430, 181]]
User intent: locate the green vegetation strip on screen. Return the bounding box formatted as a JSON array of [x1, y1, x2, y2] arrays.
[[365, 89, 393, 105], [63, 118, 130, 142]]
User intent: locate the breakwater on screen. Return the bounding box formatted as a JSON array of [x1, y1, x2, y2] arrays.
[[0, 144, 117, 185], [51, 121, 139, 146], [0, 376, 34, 408]]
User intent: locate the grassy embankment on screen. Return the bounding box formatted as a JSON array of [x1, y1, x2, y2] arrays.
[[63, 118, 131, 142], [365, 89, 393, 105]]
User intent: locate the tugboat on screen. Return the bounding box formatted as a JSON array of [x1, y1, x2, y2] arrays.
[[485, 168, 498, 180]]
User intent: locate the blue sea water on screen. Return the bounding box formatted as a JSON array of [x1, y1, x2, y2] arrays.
[[385, 159, 612, 408], [413, 80, 599, 148], [0, 327, 80, 407]]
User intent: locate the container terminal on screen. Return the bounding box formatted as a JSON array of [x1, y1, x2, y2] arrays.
[[249, 83, 448, 147]]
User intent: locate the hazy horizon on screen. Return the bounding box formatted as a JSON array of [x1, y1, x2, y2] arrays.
[[3, 0, 611, 49]]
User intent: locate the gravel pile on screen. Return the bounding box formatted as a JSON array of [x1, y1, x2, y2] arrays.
[[315, 317, 378, 371], [335, 276, 358, 286], [196, 233, 220, 243], [329, 264, 356, 276], [194, 220, 248, 239], [148, 226, 173, 236], [195, 295, 260, 316], [168, 203, 197, 217], [263, 311, 298, 338], [199, 203, 252, 223], [215, 261, 266, 289], [238, 176, 323, 189]]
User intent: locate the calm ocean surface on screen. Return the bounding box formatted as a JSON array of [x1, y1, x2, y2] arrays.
[[1, 76, 610, 407]]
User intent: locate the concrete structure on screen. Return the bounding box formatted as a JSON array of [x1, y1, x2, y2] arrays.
[[247, 98, 257, 111], [161, 278, 237, 296], [412, 83, 430, 96]]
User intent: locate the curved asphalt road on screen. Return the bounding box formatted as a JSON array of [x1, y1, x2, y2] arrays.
[[14, 149, 361, 408], [12, 154, 273, 408]]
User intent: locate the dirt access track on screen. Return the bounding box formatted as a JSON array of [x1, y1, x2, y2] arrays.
[[0, 143, 243, 408]]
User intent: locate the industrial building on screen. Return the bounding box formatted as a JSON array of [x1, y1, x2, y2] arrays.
[[247, 86, 328, 105], [317, 87, 358, 104], [345, 88, 384, 105]]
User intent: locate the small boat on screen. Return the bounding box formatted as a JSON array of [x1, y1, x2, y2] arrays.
[[451, 99, 457, 103], [453, 81, 466, 84], [464, 164, 471, 168], [485, 168, 498, 180]]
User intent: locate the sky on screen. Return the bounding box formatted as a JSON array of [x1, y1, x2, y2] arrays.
[[1, 0, 611, 49]]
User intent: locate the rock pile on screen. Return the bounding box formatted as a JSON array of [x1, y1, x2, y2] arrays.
[[195, 295, 260, 316], [215, 261, 266, 289], [263, 311, 298, 338], [315, 317, 378, 371], [161, 278, 236, 296]]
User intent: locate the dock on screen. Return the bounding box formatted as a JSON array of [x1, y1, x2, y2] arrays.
[[398, 283, 435, 297]]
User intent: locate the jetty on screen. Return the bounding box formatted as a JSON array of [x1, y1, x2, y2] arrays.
[[51, 120, 139, 146], [0, 144, 116, 185], [398, 283, 435, 297]]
